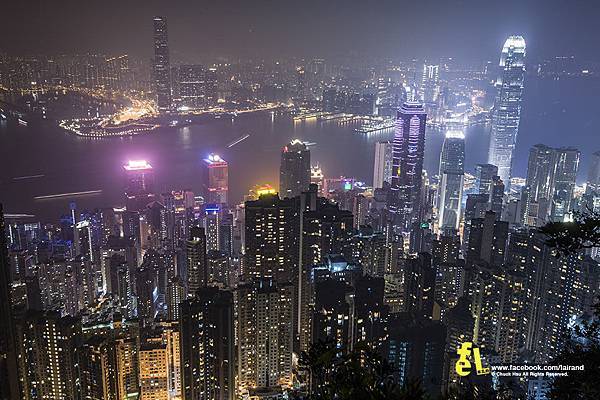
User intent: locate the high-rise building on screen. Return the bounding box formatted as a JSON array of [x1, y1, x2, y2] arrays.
[[236, 278, 294, 393], [488, 36, 526, 184], [420, 64, 440, 104], [0, 204, 20, 399], [475, 164, 499, 195], [153, 16, 171, 113], [178, 64, 207, 110], [203, 154, 229, 205], [243, 193, 299, 283], [437, 130, 465, 231], [138, 338, 169, 400], [389, 102, 427, 230], [373, 141, 393, 189], [14, 311, 80, 400], [587, 150, 600, 191], [489, 175, 505, 217], [466, 211, 508, 268], [180, 287, 235, 400], [280, 139, 311, 199], [204, 204, 221, 252], [186, 227, 208, 296], [124, 160, 156, 211], [521, 145, 580, 226]]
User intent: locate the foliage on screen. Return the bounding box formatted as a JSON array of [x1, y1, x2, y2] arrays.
[[540, 210, 600, 257], [297, 340, 427, 400]]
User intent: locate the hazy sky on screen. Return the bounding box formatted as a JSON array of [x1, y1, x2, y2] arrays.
[[2, 0, 598, 63]]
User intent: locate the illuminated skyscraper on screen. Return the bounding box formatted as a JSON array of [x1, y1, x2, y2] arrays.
[[153, 16, 172, 113], [204, 154, 228, 204], [180, 287, 235, 400], [475, 164, 499, 196], [488, 35, 526, 184], [587, 150, 600, 191], [420, 64, 440, 104], [178, 65, 206, 110], [138, 338, 169, 399], [389, 101, 427, 230], [550, 147, 580, 221], [437, 130, 465, 231], [373, 141, 393, 189], [124, 160, 155, 211], [236, 278, 294, 393], [186, 227, 207, 296], [0, 204, 20, 399], [280, 139, 311, 199], [204, 204, 221, 252]]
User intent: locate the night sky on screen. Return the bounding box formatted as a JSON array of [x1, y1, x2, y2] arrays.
[[2, 0, 599, 63]]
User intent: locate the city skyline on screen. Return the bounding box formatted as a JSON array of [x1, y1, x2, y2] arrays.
[[1, 4, 599, 400]]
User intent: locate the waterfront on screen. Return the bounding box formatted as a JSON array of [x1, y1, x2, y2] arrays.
[[1, 76, 599, 221]]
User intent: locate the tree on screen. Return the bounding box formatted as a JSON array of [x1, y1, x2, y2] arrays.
[[539, 210, 600, 257], [542, 212, 600, 399], [297, 340, 427, 400]]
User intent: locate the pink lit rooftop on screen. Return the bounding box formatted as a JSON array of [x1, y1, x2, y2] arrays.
[[123, 160, 153, 171]]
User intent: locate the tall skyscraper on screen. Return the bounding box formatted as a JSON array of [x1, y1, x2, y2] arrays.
[[587, 150, 600, 191], [389, 101, 427, 230], [153, 16, 172, 113], [178, 64, 207, 110], [186, 227, 208, 296], [180, 287, 235, 400], [279, 139, 311, 199], [124, 160, 156, 211], [236, 278, 294, 394], [475, 164, 499, 195], [244, 193, 298, 283], [203, 154, 229, 204], [373, 141, 393, 189], [521, 145, 580, 226], [0, 204, 20, 399], [437, 130, 465, 231], [488, 35, 526, 184], [420, 64, 440, 104]]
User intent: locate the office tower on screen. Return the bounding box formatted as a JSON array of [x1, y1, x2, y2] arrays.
[[124, 160, 156, 211], [466, 211, 508, 267], [389, 102, 427, 231], [186, 227, 208, 296], [384, 313, 446, 395], [139, 338, 169, 399], [587, 150, 600, 191], [438, 130, 465, 231], [488, 36, 526, 184], [178, 64, 207, 109], [166, 276, 185, 320], [180, 287, 235, 400], [420, 64, 440, 104], [489, 175, 505, 217], [244, 193, 298, 282], [236, 279, 294, 393], [475, 164, 499, 196], [373, 141, 393, 189], [280, 139, 311, 199], [312, 279, 352, 350], [0, 205, 20, 399], [521, 145, 580, 225], [203, 154, 229, 204], [136, 264, 156, 324], [153, 16, 171, 112], [551, 147, 580, 221], [432, 234, 460, 266], [14, 311, 80, 400]]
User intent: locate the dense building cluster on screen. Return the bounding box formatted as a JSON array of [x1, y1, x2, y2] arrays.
[[1, 21, 600, 400]]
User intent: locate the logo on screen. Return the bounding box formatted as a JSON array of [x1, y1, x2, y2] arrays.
[[455, 342, 491, 377]]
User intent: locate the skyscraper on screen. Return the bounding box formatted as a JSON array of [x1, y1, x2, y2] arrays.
[[180, 287, 235, 400], [420, 64, 440, 104], [475, 164, 499, 195], [153, 16, 172, 113], [186, 227, 207, 296], [551, 147, 580, 221], [280, 139, 311, 199], [389, 101, 427, 230], [123, 160, 156, 211], [373, 141, 393, 189], [437, 130, 465, 231], [178, 64, 208, 110], [0, 204, 20, 399], [203, 154, 229, 204], [488, 36, 526, 184], [587, 150, 600, 191], [236, 278, 294, 393]]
